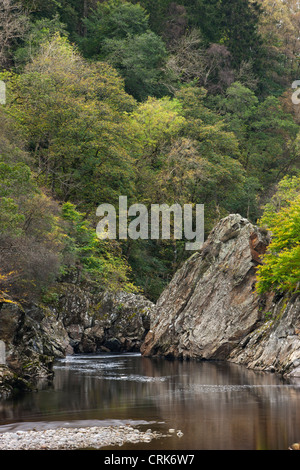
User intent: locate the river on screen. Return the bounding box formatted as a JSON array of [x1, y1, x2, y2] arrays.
[[0, 353, 300, 450]]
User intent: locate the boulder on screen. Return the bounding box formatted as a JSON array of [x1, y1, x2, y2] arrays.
[[0, 365, 30, 398]]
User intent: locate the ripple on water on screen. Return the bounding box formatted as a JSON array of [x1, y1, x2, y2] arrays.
[[53, 357, 126, 374], [98, 374, 169, 383], [56, 353, 141, 362], [54, 361, 124, 371], [53, 354, 168, 381]]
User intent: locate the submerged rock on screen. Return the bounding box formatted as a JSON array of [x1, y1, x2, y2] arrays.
[[0, 425, 165, 450]]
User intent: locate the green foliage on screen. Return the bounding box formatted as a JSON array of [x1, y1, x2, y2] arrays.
[[173, 85, 247, 226], [82, 0, 150, 54], [20, 0, 86, 38], [0, 161, 34, 195], [127, 239, 176, 301], [81, 0, 169, 100], [6, 34, 137, 205], [102, 31, 168, 101], [14, 15, 69, 68], [259, 173, 300, 227], [0, 197, 25, 237], [129, 96, 185, 163], [0, 105, 63, 301], [61, 202, 139, 293], [130, 0, 173, 34], [144, 0, 263, 70], [1, 0, 300, 304], [0, 160, 36, 237], [256, 194, 300, 294], [0, 181, 63, 302], [213, 82, 299, 190]]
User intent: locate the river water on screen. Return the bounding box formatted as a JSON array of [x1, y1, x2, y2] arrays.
[[0, 353, 300, 450]]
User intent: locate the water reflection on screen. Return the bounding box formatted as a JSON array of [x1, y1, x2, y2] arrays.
[[0, 353, 300, 450]]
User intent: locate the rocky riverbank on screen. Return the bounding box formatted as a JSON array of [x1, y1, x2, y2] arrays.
[[0, 425, 166, 450], [1, 213, 299, 399], [0, 288, 154, 397]]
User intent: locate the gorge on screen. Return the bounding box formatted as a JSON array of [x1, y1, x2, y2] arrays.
[[1, 213, 299, 399]]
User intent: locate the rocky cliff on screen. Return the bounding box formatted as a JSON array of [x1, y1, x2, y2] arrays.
[[141, 214, 300, 377], [0, 286, 154, 396]]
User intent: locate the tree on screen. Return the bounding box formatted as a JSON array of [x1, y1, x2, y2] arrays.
[[6, 34, 137, 205], [258, 173, 300, 227], [102, 31, 168, 101], [14, 15, 69, 68], [0, 105, 28, 163], [220, 0, 263, 69], [82, 0, 150, 55], [255, 0, 300, 93], [256, 191, 300, 294], [130, 85, 246, 228], [130, 0, 174, 34], [166, 29, 235, 92], [81, 0, 169, 100], [0, 0, 29, 67], [0, 94, 138, 302], [176, 0, 263, 72], [60, 202, 139, 293], [0, 108, 64, 302], [129, 96, 185, 167], [214, 82, 299, 190], [20, 0, 98, 38]]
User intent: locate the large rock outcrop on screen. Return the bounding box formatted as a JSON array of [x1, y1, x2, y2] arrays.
[[0, 299, 71, 392], [77, 290, 153, 353], [54, 285, 153, 354], [141, 214, 300, 377]]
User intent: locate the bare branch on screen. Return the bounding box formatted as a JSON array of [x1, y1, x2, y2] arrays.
[[0, 0, 29, 67]]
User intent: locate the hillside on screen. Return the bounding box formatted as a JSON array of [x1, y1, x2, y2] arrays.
[[0, 0, 299, 392]]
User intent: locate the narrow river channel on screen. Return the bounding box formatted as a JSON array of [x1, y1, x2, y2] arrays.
[[0, 353, 300, 450]]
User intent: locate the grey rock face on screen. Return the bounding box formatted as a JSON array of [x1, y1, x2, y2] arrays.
[[141, 214, 300, 377], [0, 285, 154, 395], [0, 301, 70, 389], [77, 290, 154, 353], [142, 214, 269, 359], [229, 294, 300, 376], [51, 284, 154, 354], [0, 341, 5, 365]]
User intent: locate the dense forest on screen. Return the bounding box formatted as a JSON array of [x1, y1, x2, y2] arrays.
[[0, 0, 299, 304]]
